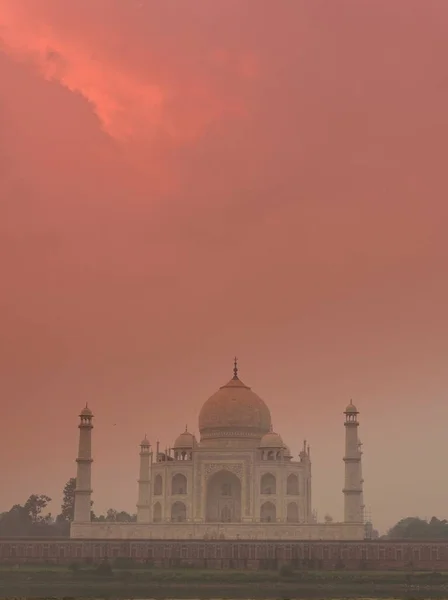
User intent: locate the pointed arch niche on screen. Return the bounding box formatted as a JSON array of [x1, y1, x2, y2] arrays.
[[286, 473, 299, 495], [206, 470, 242, 523], [260, 473, 276, 495], [153, 474, 163, 496], [260, 501, 276, 522], [171, 473, 187, 495], [287, 502, 299, 523], [153, 502, 162, 523], [171, 501, 187, 522]]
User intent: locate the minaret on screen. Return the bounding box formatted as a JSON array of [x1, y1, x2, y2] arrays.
[[73, 405, 93, 523], [306, 442, 312, 522], [358, 439, 365, 522], [343, 401, 363, 523], [137, 435, 151, 522], [299, 440, 312, 522]]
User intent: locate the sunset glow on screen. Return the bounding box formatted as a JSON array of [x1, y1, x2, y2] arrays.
[[1, 0, 448, 533]]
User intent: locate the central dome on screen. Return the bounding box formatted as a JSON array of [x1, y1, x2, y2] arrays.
[[199, 370, 272, 443]]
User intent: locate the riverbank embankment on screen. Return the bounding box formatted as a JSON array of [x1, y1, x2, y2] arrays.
[[2, 564, 448, 598]]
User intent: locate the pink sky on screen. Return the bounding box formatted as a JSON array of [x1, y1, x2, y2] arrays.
[[1, 0, 448, 533]]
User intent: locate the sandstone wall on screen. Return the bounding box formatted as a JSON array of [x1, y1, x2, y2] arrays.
[[1, 538, 448, 570], [70, 521, 364, 540]]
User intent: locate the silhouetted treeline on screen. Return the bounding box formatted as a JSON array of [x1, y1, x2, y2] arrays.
[[387, 517, 448, 539], [0, 478, 136, 537], [2, 482, 446, 540]]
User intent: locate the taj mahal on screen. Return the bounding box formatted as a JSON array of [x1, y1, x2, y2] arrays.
[[71, 361, 365, 540]]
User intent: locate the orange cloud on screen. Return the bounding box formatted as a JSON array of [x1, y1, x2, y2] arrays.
[[0, 1, 252, 144]]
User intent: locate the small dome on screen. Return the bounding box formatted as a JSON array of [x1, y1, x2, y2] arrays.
[[345, 401, 358, 413], [260, 430, 284, 448], [140, 436, 150, 447], [174, 429, 195, 449], [284, 445, 293, 458], [80, 405, 92, 416]]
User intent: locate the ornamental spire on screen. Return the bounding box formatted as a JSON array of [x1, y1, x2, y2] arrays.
[[233, 356, 238, 379]]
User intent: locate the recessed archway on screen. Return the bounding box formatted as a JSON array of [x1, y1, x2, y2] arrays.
[[206, 470, 242, 523], [260, 473, 276, 495], [153, 502, 162, 522], [154, 474, 163, 496], [171, 501, 187, 522], [172, 473, 187, 495], [287, 502, 299, 523], [287, 473, 299, 495], [260, 501, 276, 522]]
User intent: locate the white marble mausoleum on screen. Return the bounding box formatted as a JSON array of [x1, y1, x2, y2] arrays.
[[71, 361, 365, 540]]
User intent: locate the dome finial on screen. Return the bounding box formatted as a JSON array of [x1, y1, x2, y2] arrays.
[[233, 356, 239, 379]]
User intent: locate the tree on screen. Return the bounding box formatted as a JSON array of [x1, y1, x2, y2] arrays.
[[0, 495, 54, 537], [92, 509, 137, 522], [24, 494, 52, 524], [57, 477, 95, 524], [106, 508, 118, 521], [59, 478, 76, 522], [0, 505, 30, 537], [387, 517, 448, 539], [116, 510, 137, 522]]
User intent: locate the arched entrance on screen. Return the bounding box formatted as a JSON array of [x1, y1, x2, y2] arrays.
[[260, 501, 276, 522], [287, 502, 299, 523], [287, 473, 299, 495], [154, 474, 163, 495], [171, 501, 187, 522], [153, 502, 162, 523], [171, 473, 187, 495], [206, 470, 242, 522], [260, 473, 276, 495]]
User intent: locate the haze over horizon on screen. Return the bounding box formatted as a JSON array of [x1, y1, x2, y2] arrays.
[[1, 0, 448, 533]]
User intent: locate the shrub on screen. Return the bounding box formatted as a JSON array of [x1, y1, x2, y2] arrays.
[[96, 560, 113, 577], [68, 561, 81, 572], [279, 563, 295, 578], [117, 569, 133, 581], [113, 556, 136, 569]]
